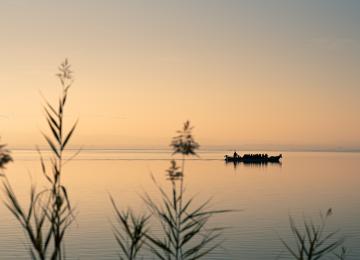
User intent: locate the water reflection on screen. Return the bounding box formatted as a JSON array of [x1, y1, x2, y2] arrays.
[[1, 151, 360, 259], [225, 160, 282, 169]]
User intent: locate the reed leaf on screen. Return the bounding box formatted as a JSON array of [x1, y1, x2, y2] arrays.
[[61, 120, 78, 151], [111, 196, 149, 260], [281, 211, 346, 260], [42, 134, 60, 159]]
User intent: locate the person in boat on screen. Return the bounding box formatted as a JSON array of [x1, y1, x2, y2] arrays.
[[233, 151, 239, 159]]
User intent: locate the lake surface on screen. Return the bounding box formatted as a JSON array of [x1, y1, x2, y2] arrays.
[[1, 150, 359, 259]]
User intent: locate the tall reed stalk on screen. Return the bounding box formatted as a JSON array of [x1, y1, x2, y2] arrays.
[[144, 121, 227, 260], [170, 120, 200, 215], [111, 121, 228, 260], [2, 59, 77, 260]]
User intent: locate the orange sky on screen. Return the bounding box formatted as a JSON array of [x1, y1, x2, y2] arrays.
[[1, 1, 360, 150]]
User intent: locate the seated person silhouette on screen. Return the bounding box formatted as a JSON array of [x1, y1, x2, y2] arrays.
[[233, 151, 239, 158]]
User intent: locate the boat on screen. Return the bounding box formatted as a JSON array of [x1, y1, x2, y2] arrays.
[[224, 153, 282, 164]]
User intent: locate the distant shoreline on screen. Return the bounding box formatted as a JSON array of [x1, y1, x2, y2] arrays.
[[7, 146, 360, 153]]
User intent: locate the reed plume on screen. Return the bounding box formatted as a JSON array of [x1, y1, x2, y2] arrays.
[[0, 144, 12, 171]]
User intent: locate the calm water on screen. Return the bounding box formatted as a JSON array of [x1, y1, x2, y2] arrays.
[[1, 150, 359, 259]]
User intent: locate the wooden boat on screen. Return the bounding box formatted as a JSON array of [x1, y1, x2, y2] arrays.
[[224, 153, 282, 164]]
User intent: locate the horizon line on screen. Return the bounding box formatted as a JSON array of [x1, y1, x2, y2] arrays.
[[6, 145, 360, 153]]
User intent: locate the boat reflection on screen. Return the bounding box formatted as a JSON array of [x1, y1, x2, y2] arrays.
[[225, 160, 282, 169]]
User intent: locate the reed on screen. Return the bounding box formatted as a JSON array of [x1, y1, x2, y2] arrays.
[[0, 144, 12, 171], [144, 122, 228, 260], [281, 209, 346, 260], [143, 164, 228, 260], [2, 59, 77, 260], [334, 246, 348, 260], [152, 122, 228, 259], [110, 121, 228, 260], [110, 196, 149, 260]]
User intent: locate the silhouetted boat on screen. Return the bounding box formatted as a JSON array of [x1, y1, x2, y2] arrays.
[[224, 153, 282, 164]]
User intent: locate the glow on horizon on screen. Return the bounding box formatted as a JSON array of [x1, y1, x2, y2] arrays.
[[0, 1, 360, 149]]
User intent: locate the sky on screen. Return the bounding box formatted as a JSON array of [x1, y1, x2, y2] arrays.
[[0, 0, 360, 150]]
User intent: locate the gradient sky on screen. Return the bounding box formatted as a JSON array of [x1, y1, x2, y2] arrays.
[[1, 0, 360, 149]]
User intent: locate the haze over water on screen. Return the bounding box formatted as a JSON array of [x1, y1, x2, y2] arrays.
[[0, 150, 359, 259], [1, 0, 360, 151]]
